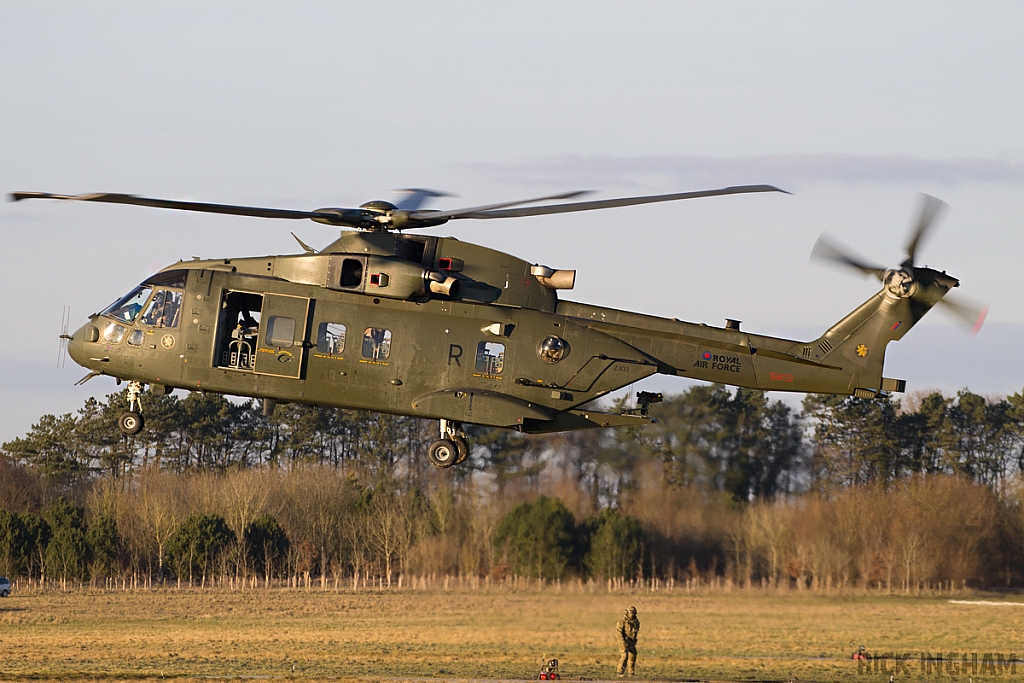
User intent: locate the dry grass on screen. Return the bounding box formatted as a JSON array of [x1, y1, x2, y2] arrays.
[[0, 586, 1021, 682]]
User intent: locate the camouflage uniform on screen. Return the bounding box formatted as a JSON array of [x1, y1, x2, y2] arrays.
[[616, 606, 640, 676]]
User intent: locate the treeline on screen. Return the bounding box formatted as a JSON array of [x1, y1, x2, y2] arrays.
[[0, 467, 651, 590], [7, 385, 1023, 497], [1, 385, 1023, 590], [0, 465, 1017, 590]]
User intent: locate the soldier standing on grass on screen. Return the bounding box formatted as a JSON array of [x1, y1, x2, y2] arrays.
[[616, 605, 640, 677]]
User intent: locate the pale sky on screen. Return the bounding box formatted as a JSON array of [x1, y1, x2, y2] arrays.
[[2, 1, 1022, 443]]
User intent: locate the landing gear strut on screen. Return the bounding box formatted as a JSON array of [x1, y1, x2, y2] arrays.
[[117, 380, 145, 435], [427, 419, 469, 468]]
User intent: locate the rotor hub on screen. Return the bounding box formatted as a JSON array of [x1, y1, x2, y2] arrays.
[[883, 267, 917, 299], [359, 200, 398, 213], [355, 200, 401, 229]]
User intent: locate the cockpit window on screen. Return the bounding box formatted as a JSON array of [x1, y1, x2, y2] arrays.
[[101, 285, 152, 323], [144, 270, 188, 289], [141, 290, 182, 328], [103, 322, 127, 344]]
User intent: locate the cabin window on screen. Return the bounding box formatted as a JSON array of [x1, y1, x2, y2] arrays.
[[340, 259, 363, 287], [476, 341, 505, 374], [103, 322, 127, 344], [141, 290, 182, 328], [127, 329, 145, 346], [265, 316, 296, 348], [361, 327, 392, 360], [317, 323, 347, 355], [101, 285, 152, 324]]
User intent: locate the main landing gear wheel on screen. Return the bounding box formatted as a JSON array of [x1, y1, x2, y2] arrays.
[[118, 411, 144, 435], [454, 437, 469, 465], [430, 418, 469, 468], [428, 439, 458, 468]]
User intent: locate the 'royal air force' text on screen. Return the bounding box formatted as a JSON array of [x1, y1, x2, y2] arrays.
[[693, 354, 742, 373]]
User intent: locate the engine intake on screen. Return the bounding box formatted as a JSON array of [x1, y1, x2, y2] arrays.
[[328, 255, 461, 300]]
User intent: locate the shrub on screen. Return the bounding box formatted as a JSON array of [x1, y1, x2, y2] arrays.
[[585, 508, 646, 581], [244, 513, 290, 580], [165, 513, 236, 585], [493, 496, 578, 579]]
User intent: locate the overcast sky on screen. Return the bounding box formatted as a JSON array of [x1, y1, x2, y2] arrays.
[[2, 1, 1022, 443]]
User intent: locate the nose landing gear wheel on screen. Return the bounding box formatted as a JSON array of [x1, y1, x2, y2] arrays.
[[428, 439, 458, 468], [118, 411, 144, 435], [117, 380, 147, 435]]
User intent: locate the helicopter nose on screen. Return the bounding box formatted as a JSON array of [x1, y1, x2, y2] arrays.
[[67, 323, 91, 367]]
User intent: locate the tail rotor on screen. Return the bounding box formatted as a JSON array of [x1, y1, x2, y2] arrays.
[[811, 194, 988, 335], [903, 193, 947, 268]]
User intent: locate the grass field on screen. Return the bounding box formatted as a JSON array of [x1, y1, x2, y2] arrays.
[[1, 586, 1022, 682]]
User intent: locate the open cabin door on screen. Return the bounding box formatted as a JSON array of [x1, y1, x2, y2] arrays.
[[254, 293, 311, 378]]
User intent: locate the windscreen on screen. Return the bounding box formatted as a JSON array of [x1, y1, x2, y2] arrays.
[[100, 285, 152, 324]]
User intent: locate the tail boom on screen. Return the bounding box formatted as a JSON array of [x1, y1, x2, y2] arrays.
[[558, 280, 950, 398]]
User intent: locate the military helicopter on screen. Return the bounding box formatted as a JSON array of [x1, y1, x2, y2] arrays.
[[11, 185, 984, 468]]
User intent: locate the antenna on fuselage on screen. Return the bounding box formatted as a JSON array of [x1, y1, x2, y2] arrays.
[[57, 305, 71, 369]]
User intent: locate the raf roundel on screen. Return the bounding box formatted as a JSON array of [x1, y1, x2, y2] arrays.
[[702, 351, 712, 361]]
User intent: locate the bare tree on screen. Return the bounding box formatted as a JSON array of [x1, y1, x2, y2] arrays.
[[135, 467, 186, 580]]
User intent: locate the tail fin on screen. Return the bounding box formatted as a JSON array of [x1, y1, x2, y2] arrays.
[[796, 293, 908, 396], [791, 268, 956, 396]]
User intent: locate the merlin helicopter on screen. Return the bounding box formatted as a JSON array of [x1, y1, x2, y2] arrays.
[[12, 185, 984, 468]]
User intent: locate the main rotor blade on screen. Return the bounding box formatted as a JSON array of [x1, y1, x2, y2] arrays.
[[392, 188, 453, 212], [904, 193, 947, 266], [10, 191, 337, 222], [453, 184, 788, 220], [811, 235, 887, 280], [938, 295, 988, 336], [406, 190, 591, 221]]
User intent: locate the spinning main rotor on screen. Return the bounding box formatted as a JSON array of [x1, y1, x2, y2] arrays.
[[10, 184, 785, 232]]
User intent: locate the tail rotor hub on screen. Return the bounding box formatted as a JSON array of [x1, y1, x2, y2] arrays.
[[811, 194, 987, 334], [883, 268, 917, 299]]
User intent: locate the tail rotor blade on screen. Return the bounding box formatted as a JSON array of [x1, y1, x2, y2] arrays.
[[811, 235, 887, 281], [938, 295, 988, 336], [904, 194, 947, 266]]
